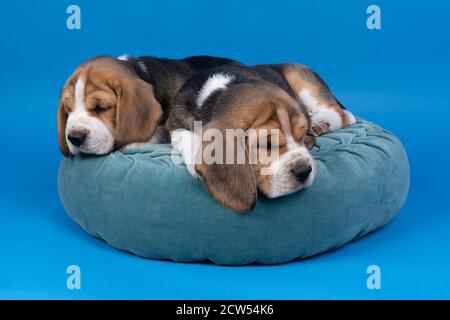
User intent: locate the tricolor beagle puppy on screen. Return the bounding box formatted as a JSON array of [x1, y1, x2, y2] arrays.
[[166, 64, 355, 212], [57, 55, 242, 156]]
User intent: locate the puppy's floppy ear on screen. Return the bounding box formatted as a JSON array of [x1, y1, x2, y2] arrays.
[[195, 124, 257, 212], [112, 75, 163, 149], [57, 100, 70, 156]]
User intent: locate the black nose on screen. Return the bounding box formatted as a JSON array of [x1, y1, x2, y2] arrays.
[[292, 166, 312, 183], [67, 132, 87, 147]]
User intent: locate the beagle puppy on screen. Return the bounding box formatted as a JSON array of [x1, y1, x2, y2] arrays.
[[166, 64, 355, 212], [57, 55, 242, 156]]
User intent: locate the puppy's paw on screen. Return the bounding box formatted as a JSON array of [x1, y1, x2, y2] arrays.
[[309, 108, 345, 136], [121, 142, 147, 151], [121, 142, 156, 152], [310, 119, 330, 136], [121, 143, 139, 151]]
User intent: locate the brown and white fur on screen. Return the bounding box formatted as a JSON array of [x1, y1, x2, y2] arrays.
[[262, 63, 356, 135], [166, 64, 355, 212], [57, 55, 242, 156]]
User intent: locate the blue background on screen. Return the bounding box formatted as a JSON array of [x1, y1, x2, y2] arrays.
[[1, 0, 449, 299]]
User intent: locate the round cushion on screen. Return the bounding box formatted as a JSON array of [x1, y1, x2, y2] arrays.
[[58, 119, 410, 265]]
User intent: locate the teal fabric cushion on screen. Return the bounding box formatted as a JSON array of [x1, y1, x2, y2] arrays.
[[58, 119, 410, 265]]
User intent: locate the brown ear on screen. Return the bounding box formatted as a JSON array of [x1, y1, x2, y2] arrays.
[[195, 127, 257, 212], [57, 101, 70, 156], [113, 77, 163, 149], [196, 163, 257, 212]]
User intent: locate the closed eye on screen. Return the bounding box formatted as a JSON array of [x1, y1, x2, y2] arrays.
[[94, 105, 108, 114]]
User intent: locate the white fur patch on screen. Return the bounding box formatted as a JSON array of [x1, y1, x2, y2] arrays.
[[171, 129, 202, 179], [343, 109, 356, 125], [66, 77, 114, 155], [117, 54, 130, 61], [74, 77, 85, 106], [299, 89, 342, 133], [196, 73, 234, 107]]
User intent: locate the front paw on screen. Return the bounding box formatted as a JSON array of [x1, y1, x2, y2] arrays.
[[309, 109, 344, 136], [310, 118, 330, 136]]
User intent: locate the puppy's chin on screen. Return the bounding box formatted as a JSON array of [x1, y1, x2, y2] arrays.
[[81, 148, 114, 156], [67, 142, 114, 156], [258, 175, 302, 199]]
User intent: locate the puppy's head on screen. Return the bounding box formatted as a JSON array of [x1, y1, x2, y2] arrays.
[[195, 81, 316, 212], [57, 56, 162, 156]]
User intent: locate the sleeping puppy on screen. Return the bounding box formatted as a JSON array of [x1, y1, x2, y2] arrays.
[[166, 64, 355, 212], [57, 55, 242, 156]]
